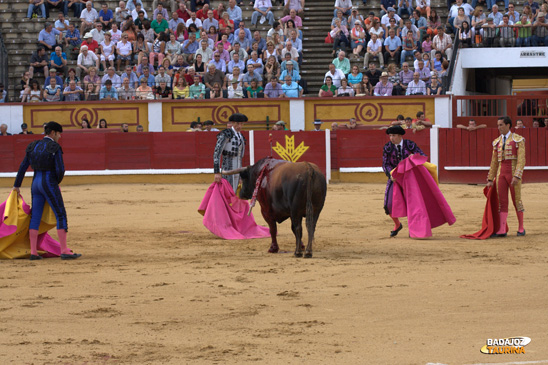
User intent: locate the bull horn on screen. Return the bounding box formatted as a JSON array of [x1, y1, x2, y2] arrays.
[[221, 167, 247, 175]]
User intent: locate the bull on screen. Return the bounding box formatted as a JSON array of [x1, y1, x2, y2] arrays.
[[223, 157, 327, 258]]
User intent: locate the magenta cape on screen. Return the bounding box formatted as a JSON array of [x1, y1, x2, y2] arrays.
[[392, 154, 456, 238], [198, 180, 270, 240], [0, 191, 62, 259]]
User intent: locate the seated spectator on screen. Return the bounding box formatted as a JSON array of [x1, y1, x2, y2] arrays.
[[64, 24, 82, 59], [195, 3, 210, 20], [324, 63, 345, 88], [415, 0, 431, 18], [427, 9, 441, 36], [82, 32, 100, 53], [373, 72, 393, 96], [76, 46, 99, 78], [242, 64, 263, 89], [45, 68, 64, 89], [431, 26, 452, 61], [488, 4, 503, 26], [252, 0, 275, 27], [80, 1, 98, 35], [98, 2, 114, 29], [281, 9, 303, 34], [402, 18, 420, 44], [398, 0, 413, 18], [331, 10, 348, 30], [405, 72, 427, 95], [203, 64, 226, 93], [247, 51, 264, 74], [141, 66, 156, 87], [182, 33, 200, 62], [481, 17, 498, 46], [115, 1, 130, 24], [209, 52, 227, 72], [91, 23, 105, 44], [65, 0, 85, 18], [29, 47, 49, 79], [185, 12, 203, 30], [334, 0, 352, 17], [364, 62, 382, 86], [267, 21, 284, 39], [152, 13, 170, 36], [457, 119, 487, 131], [387, 63, 403, 95], [319, 76, 337, 97], [22, 80, 43, 102], [172, 77, 189, 98], [369, 19, 385, 40], [83, 82, 98, 100], [121, 66, 139, 88], [364, 33, 384, 69], [283, 0, 304, 16], [427, 73, 442, 95], [281, 41, 298, 61], [134, 9, 149, 30], [350, 20, 366, 60], [347, 65, 363, 93], [208, 82, 223, 99], [279, 61, 300, 82], [400, 31, 417, 66], [189, 74, 206, 98], [383, 29, 402, 65], [246, 78, 263, 98], [153, 2, 169, 20], [263, 56, 280, 81], [122, 18, 139, 41], [63, 80, 83, 101], [155, 66, 172, 87], [135, 77, 154, 99], [264, 76, 284, 98], [233, 29, 251, 53], [54, 12, 69, 35], [117, 77, 136, 100], [332, 51, 350, 75], [413, 111, 432, 128], [281, 75, 303, 97], [43, 78, 63, 102], [38, 23, 61, 52], [155, 81, 172, 99], [116, 33, 133, 70], [0, 124, 12, 135], [227, 53, 245, 74], [459, 21, 472, 47], [380, 0, 397, 17], [27, 0, 46, 19], [381, 8, 402, 32], [101, 67, 122, 88], [330, 18, 349, 57]]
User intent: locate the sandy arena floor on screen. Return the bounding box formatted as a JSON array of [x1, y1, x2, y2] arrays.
[[0, 182, 547, 364]]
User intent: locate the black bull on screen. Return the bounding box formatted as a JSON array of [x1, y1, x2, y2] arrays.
[[224, 157, 327, 258]]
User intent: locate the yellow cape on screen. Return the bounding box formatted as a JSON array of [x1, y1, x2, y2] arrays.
[[0, 191, 58, 259]]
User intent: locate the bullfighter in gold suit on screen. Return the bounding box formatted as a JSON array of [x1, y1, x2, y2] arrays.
[[487, 116, 526, 237]]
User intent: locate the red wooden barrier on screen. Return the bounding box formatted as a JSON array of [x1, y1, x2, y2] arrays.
[[253, 131, 327, 176], [438, 128, 548, 183], [336, 130, 431, 168]]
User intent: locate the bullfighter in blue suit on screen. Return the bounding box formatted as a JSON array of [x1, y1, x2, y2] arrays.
[[13, 121, 81, 260]]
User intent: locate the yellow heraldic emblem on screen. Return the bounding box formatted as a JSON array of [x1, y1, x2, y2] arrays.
[[272, 135, 309, 162]]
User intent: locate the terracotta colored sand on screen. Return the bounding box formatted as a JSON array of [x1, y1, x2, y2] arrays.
[[0, 183, 547, 364]]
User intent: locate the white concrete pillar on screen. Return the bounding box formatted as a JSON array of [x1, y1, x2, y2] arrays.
[[147, 102, 163, 132], [289, 99, 305, 131]]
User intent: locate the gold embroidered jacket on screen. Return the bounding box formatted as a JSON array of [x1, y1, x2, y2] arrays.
[[487, 133, 526, 181]]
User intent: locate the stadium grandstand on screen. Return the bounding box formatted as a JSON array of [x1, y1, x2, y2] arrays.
[[0, 0, 547, 132]]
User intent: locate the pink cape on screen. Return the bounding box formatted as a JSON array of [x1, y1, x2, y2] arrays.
[[392, 154, 456, 238], [0, 192, 62, 259], [198, 180, 270, 240]]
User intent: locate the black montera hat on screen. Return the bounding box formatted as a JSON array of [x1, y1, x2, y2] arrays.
[[386, 125, 406, 135], [228, 113, 248, 122]]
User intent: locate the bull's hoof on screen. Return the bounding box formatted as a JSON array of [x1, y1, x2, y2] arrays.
[[294, 252, 303, 258], [304, 252, 313, 258], [268, 246, 279, 253]]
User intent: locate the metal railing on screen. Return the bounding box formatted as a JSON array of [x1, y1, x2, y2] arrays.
[[443, 31, 460, 95], [0, 30, 8, 102]]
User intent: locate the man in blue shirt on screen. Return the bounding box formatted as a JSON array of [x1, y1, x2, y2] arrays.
[[227, 0, 242, 29], [227, 53, 245, 74], [383, 29, 401, 65], [98, 3, 114, 29], [281, 75, 303, 97], [280, 62, 300, 82], [121, 65, 140, 88], [38, 22, 62, 51], [182, 33, 200, 56], [100, 80, 118, 100], [45, 68, 64, 88], [50, 46, 67, 76]]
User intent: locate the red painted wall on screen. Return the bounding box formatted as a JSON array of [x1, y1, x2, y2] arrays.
[[438, 128, 548, 183]]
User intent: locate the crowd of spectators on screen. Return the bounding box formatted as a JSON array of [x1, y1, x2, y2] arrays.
[[16, 0, 548, 103], [22, 0, 308, 102]]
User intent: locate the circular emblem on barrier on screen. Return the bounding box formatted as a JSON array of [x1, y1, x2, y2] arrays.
[[71, 108, 95, 127], [214, 105, 236, 124], [358, 103, 379, 123]]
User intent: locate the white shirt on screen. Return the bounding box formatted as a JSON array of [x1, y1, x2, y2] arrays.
[[449, 3, 474, 17], [116, 40, 133, 55], [80, 8, 99, 23], [334, 0, 352, 8], [367, 39, 382, 52], [381, 14, 401, 28], [131, 9, 148, 19], [77, 51, 98, 66], [415, 0, 430, 7], [254, 0, 273, 7], [186, 18, 203, 28], [110, 29, 122, 44], [90, 28, 104, 44], [324, 69, 346, 88]]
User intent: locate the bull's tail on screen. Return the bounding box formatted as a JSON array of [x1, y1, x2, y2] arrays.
[[305, 163, 315, 244]]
